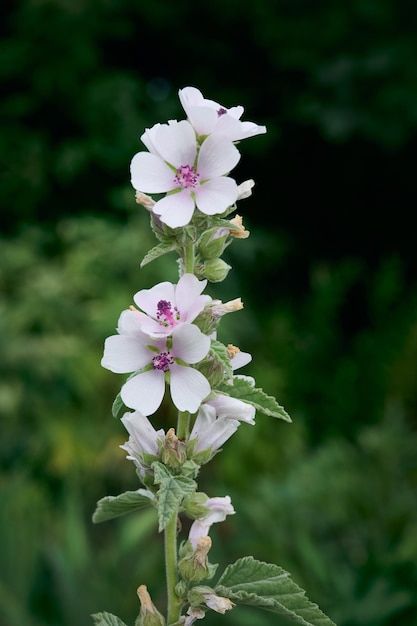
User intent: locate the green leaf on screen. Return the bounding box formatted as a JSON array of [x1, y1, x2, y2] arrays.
[[209, 340, 233, 381], [217, 377, 292, 421], [92, 489, 156, 523], [153, 462, 196, 531], [140, 242, 177, 267], [111, 392, 124, 418], [215, 557, 336, 626], [91, 611, 128, 626]]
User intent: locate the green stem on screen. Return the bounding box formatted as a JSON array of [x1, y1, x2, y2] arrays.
[[183, 242, 195, 274], [165, 513, 181, 625], [177, 411, 190, 440]]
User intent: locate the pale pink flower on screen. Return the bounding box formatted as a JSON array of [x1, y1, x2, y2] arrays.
[[179, 86, 266, 142], [133, 274, 211, 338], [189, 393, 255, 456], [188, 496, 235, 549], [130, 119, 240, 228], [101, 314, 211, 415], [120, 411, 165, 476]]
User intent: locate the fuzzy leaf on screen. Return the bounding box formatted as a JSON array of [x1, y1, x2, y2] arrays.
[[216, 557, 336, 626], [217, 376, 291, 421], [209, 340, 233, 381], [153, 462, 196, 531], [92, 489, 155, 523], [91, 612, 128, 626], [140, 242, 177, 267]]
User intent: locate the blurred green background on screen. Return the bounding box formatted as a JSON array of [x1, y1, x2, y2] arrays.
[[1, 1, 417, 625]]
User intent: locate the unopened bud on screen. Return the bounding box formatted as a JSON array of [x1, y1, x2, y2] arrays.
[[236, 179, 255, 200], [135, 585, 165, 626], [211, 298, 244, 316], [178, 537, 217, 583], [203, 258, 231, 283], [197, 228, 228, 259], [188, 586, 235, 614], [160, 428, 187, 468]]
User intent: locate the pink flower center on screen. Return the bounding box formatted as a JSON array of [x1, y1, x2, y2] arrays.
[[156, 299, 180, 327], [174, 164, 199, 189], [152, 351, 174, 372], [217, 107, 227, 117]]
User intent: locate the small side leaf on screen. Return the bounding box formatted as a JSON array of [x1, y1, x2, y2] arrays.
[[91, 612, 128, 626], [92, 489, 156, 523], [140, 242, 177, 267], [209, 340, 233, 381], [153, 462, 196, 531], [111, 392, 124, 418], [216, 557, 336, 626], [217, 376, 291, 421]]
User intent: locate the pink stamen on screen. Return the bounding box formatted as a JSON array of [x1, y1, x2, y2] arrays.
[[152, 351, 174, 372], [174, 164, 199, 189], [156, 299, 180, 327], [217, 107, 227, 117]]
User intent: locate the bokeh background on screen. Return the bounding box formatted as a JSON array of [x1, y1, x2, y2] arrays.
[[2, 1, 417, 625]]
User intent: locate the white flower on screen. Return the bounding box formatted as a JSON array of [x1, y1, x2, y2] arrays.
[[189, 393, 255, 457], [133, 274, 211, 338], [101, 314, 211, 416], [119, 411, 165, 475], [188, 496, 235, 549], [130, 119, 240, 228], [179, 86, 266, 142]]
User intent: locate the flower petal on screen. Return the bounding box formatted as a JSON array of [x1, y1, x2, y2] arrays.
[[169, 364, 210, 413], [121, 369, 165, 416], [148, 120, 197, 167], [195, 177, 238, 216], [101, 335, 150, 373], [175, 274, 209, 320], [197, 134, 240, 179], [172, 324, 210, 363], [134, 281, 176, 319], [121, 410, 165, 456], [153, 189, 195, 228], [130, 152, 175, 193]]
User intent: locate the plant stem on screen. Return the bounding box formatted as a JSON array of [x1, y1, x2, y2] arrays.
[[165, 513, 181, 625], [177, 411, 190, 440], [184, 241, 195, 274]]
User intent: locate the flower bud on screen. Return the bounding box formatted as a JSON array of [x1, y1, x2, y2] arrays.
[[178, 537, 217, 583], [135, 585, 165, 626], [187, 586, 235, 614], [197, 228, 228, 259], [203, 258, 231, 283], [160, 428, 187, 468], [228, 214, 250, 239], [182, 492, 210, 519]]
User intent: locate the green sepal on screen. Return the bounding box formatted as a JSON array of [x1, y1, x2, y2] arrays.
[[92, 489, 156, 523], [217, 377, 292, 421], [215, 557, 337, 626], [91, 611, 128, 626], [140, 242, 177, 268], [152, 462, 197, 531], [111, 392, 124, 418]]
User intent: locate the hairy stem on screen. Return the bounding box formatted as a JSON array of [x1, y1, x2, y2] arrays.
[[177, 411, 190, 440], [165, 513, 181, 625], [183, 242, 195, 274]]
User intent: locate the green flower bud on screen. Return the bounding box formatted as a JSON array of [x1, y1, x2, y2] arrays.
[[188, 586, 235, 614], [203, 258, 231, 283], [135, 585, 165, 626], [197, 228, 228, 259], [159, 428, 187, 468], [182, 492, 210, 520], [178, 537, 218, 583]]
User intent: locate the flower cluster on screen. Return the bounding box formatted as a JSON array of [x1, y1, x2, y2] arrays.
[[99, 87, 271, 626], [130, 86, 265, 229]]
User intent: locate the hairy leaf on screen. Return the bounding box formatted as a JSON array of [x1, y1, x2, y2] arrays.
[[140, 242, 177, 267], [209, 340, 233, 381], [217, 376, 291, 421], [216, 557, 336, 626], [92, 489, 155, 523], [91, 612, 128, 626], [153, 462, 196, 531]]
